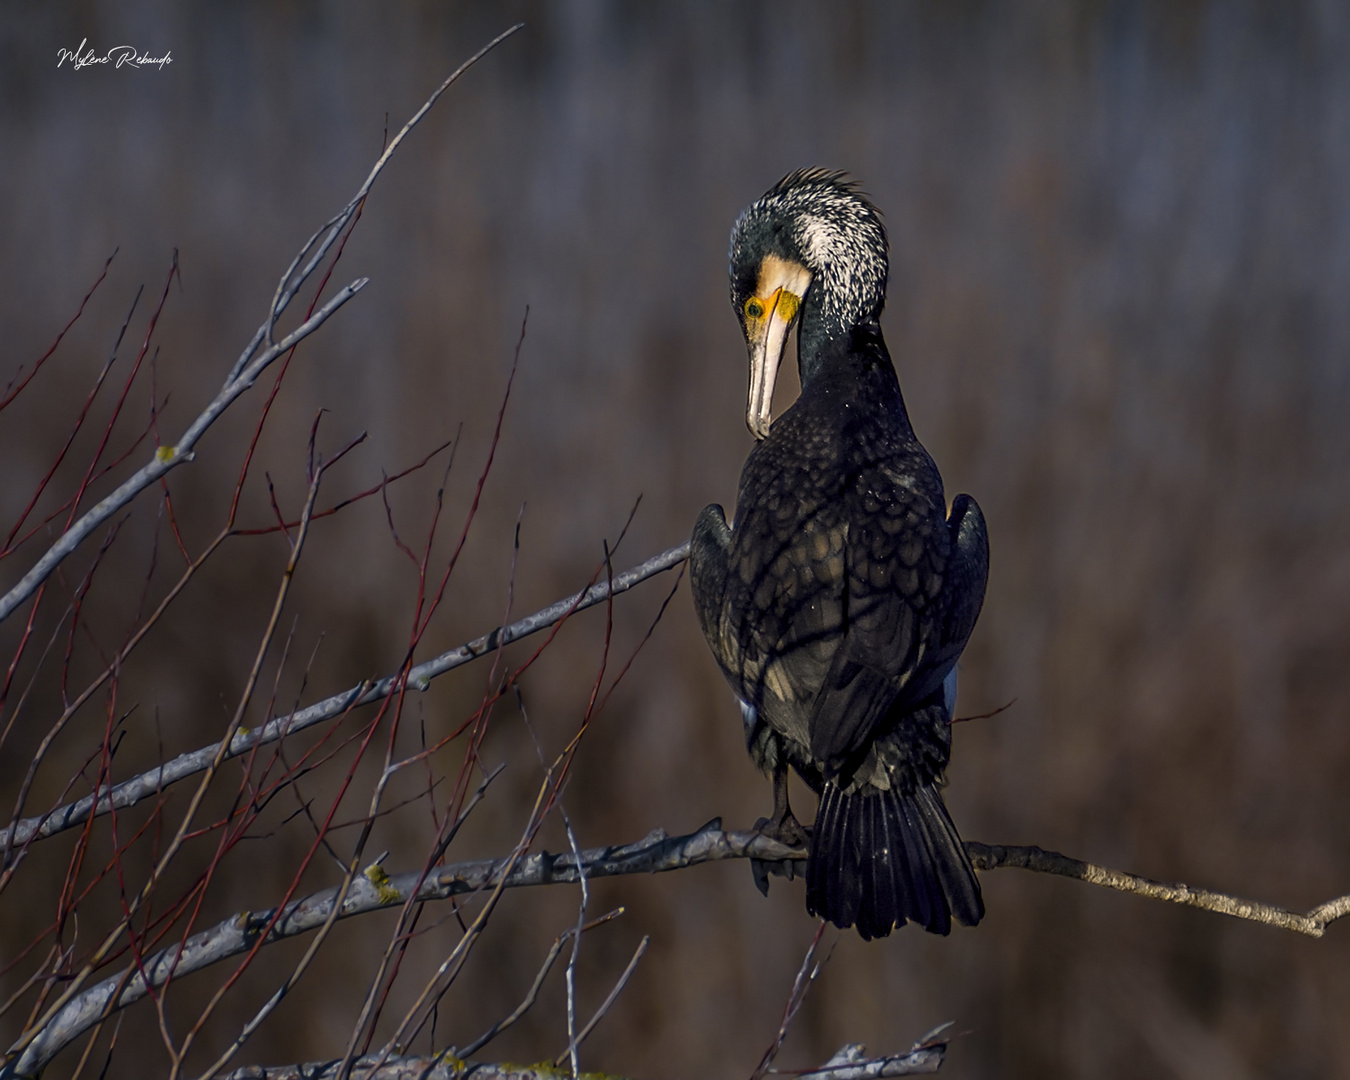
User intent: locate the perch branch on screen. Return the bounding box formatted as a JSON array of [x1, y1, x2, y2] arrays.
[[966, 841, 1350, 937], [14, 819, 1344, 1074]]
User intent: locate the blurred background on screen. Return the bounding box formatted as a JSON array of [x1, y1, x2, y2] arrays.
[[3, 2, 1350, 1078]]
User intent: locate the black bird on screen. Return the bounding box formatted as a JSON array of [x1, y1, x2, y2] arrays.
[[690, 169, 988, 939]]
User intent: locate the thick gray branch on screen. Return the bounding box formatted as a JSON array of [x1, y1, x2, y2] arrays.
[[223, 1061, 632, 1080], [4, 541, 690, 848], [218, 1041, 946, 1080], [3, 817, 761, 1076], [11, 820, 1347, 1076]]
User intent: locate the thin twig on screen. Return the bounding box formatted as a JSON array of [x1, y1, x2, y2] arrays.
[[6, 426, 344, 1071], [367, 771, 561, 1072], [459, 909, 624, 1060], [258, 24, 522, 356], [328, 765, 504, 1080], [561, 814, 589, 1079], [553, 935, 649, 1069], [1, 279, 143, 556], [0, 251, 116, 414], [751, 924, 829, 1080]]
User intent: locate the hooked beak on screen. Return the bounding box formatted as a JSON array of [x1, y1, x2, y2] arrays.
[[743, 257, 812, 439]]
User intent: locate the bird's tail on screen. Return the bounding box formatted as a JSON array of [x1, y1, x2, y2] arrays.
[[806, 781, 983, 939]]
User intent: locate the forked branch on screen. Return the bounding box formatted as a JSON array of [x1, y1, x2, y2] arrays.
[[11, 818, 1345, 1076]]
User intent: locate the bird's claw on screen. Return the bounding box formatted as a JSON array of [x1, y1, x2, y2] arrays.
[[750, 855, 810, 897], [749, 811, 811, 896], [753, 813, 812, 849]]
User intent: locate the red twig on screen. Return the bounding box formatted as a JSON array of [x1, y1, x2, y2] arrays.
[[2, 284, 141, 555], [0, 249, 116, 414], [751, 923, 832, 1080]]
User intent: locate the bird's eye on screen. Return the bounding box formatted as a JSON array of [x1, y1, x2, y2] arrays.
[[745, 298, 765, 320]]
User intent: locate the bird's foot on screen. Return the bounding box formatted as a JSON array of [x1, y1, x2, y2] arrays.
[[749, 812, 811, 897], [753, 811, 812, 849]]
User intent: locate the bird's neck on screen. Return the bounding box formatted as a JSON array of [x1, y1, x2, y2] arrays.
[[797, 310, 892, 385], [795, 314, 915, 435]]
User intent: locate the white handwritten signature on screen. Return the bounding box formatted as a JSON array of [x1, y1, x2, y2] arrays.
[[57, 39, 172, 71]]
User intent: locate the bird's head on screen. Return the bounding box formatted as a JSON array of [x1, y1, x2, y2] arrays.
[[729, 169, 889, 439]]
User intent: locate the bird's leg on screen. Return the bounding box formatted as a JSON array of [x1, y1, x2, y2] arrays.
[[749, 762, 811, 897], [755, 762, 811, 848]]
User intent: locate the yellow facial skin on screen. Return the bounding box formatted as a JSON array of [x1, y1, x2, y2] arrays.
[[743, 254, 813, 439]]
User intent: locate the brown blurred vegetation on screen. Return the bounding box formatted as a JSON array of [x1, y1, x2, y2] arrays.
[[3, 2, 1350, 1078]]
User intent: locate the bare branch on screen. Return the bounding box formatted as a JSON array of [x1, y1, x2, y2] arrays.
[[966, 841, 1350, 938], [222, 1059, 638, 1080], [783, 1040, 946, 1078], [752, 923, 829, 1080], [552, 934, 648, 1070], [0, 23, 523, 628], [215, 1035, 946, 1080], [220, 1044, 947, 1080], [0, 281, 366, 625], [458, 909, 625, 1060], [0, 250, 115, 414], [3, 820, 770, 1075], [4, 542, 690, 848], [561, 813, 589, 1079], [14, 811, 1347, 1076]]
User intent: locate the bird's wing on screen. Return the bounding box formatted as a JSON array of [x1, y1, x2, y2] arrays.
[[807, 459, 952, 773], [725, 504, 846, 739], [939, 494, 989, 664], [690, 503, 740, 680]]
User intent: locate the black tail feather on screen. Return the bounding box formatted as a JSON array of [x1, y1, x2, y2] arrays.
[[918, 785, 984, 927], [869, 794, 899, 931], [896, 793, 945, 935], [806, 781, 983, 939], [811, 784, 851, 933], [855, 788, 875, 933], [828, 781, 858, 929]]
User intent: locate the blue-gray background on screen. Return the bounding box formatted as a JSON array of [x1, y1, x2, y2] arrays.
[[3, 3, 1349, 1078]]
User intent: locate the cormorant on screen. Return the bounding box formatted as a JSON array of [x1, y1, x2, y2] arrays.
[[690, 169, 988, 939]]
